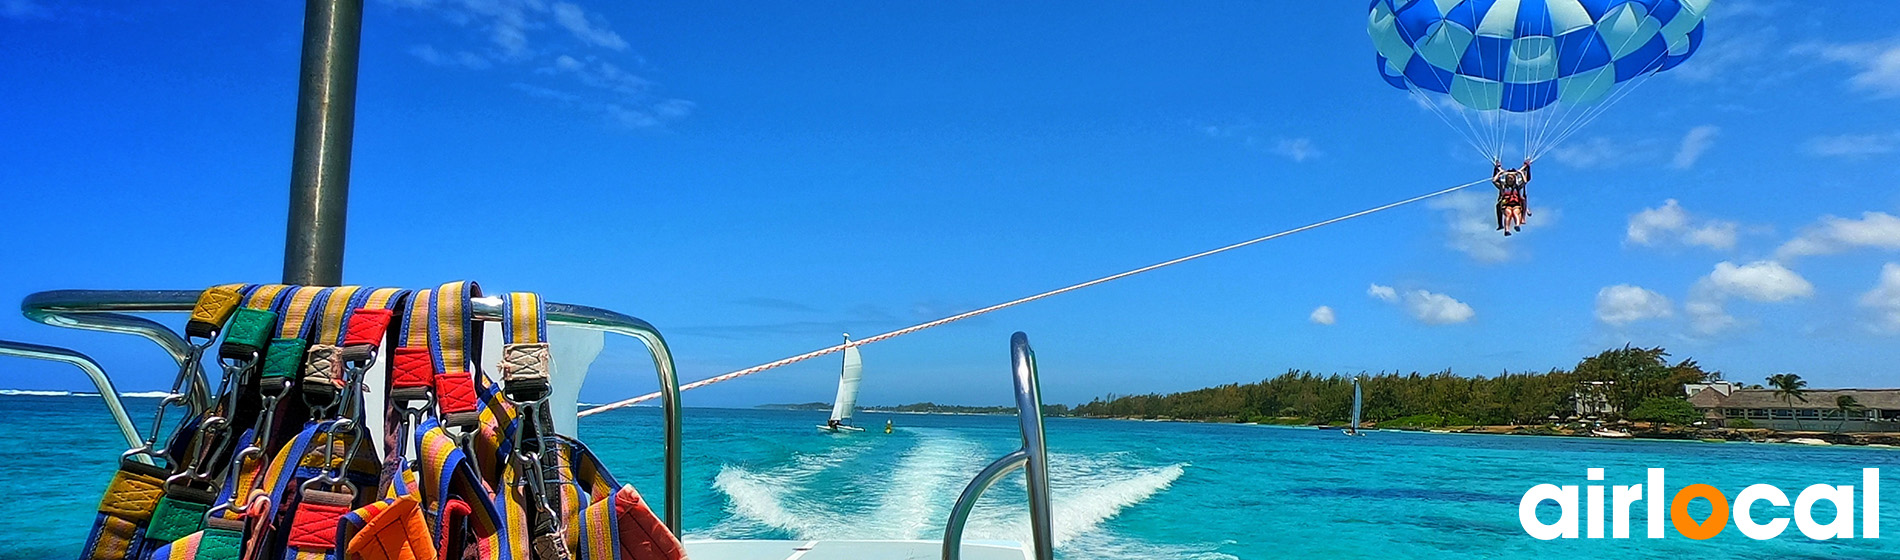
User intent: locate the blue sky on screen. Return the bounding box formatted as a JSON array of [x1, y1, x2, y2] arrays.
[[3, 1, 1899, 408]]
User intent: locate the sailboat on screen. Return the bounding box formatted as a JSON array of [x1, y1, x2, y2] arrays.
[[1343, 377, 1366, 437], [818, 334, 867, 432]]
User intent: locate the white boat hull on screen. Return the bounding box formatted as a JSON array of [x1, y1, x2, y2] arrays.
[[817, 424, 866, 433]]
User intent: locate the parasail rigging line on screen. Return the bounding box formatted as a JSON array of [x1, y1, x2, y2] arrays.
[[579, 177, 1491, 417]]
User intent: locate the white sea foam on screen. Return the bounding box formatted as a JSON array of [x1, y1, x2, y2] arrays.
[[0, 389, 72, 396], [705, 434, 1191, 553], [865, 430, 988, 539], [965, 454, 1188, 546], [120, 391, 177, 398], [701, 441, 873, 539]]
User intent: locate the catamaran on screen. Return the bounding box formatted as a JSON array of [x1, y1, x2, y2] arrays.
[[1343, 377, 1365, 437], [818, 334, 867, 433]]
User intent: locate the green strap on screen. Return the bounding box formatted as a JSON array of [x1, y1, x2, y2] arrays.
[[145, 492, 213, 543], [260, 338, 310, 380], [221, 308, 278, 359], [192, 523, 244, 560]]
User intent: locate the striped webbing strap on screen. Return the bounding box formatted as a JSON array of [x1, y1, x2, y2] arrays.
[[416, 416, 506, 558], [139, 286, 294, 552], [499, 292, 551, 401], [432, 281, 484, 430], [390, 289, 437, 401], [295, 285, 359, 403], [191, 287, 331, 559], [79, 285, 250, 560], [494, 292, 581, 559]]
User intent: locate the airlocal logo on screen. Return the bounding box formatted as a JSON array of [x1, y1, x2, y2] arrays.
[[1519, 468, 1880, 540]]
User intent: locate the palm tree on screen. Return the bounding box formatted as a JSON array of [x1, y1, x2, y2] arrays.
[[1835, 395, 1864, 433], [1767, 373, 1808, 430]]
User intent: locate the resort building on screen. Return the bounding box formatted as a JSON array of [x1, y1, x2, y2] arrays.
[[1687, 387, 1900, 432]]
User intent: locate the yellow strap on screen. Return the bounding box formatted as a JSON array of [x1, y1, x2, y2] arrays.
[[434, 282, 474, 374], [404, 289, 433, 349], [278, 286, 328, 339], [507, 292, 542, 345], [188, 284, 247, 331], [313, 286, 363, 343], [245, 284, 292, 310], [364, 287, 405, 311]]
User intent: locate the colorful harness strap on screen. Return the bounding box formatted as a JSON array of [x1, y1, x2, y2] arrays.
[[385, 289, 436, 476], [432, 281, 484, 431], [299, 286, 363, 412], [142, 286, 292, 550], [79, 285, 247, 560], [494, 293, 576, 560]]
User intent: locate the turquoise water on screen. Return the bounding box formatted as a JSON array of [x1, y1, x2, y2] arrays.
[[11, 394, 1900, 559]]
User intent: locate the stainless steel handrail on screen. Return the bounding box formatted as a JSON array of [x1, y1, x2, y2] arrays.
[[0, 340, 147, 461], [943, 331, 1054, 560], [19, 288, 685, 530], [20, 296, 210, 415]]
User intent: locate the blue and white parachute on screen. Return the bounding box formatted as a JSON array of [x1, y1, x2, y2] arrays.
[[1368, 0, 1710, 161]]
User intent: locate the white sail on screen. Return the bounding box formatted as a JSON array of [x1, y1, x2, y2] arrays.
[[829, 344, 863, 423], [1351, 378, 1363, 431]]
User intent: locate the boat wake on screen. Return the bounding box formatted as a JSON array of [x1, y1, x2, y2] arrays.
[[702, 429, 1219, 557]]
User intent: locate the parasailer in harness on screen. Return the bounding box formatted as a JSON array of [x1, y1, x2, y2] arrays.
[[1493, 159, 1530, 235]]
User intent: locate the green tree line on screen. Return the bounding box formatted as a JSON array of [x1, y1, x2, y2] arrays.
[[1070, 346, 1719, 426]]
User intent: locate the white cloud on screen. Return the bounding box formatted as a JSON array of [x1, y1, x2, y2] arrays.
[[1547, 137, 1621, 169], [1860, 263, 1900, 332], [386, 0, 688, 129], [1271, 138, 1321, 162], [1429, 190, 1515, 263], [1775, 212, 1900, 259], [551, 1, 628, 51], [1685, 299, 1740, 335], [1308, 306, 1336, 326], [1804, 133, 1900, 159], [1706, 261, 1814, 302], [1807, 39, 1900, 98], [1368, 285, 1474, 325], [1, 0, 49, 19], [1595, 285, 1673, 325], [1403, 290, 1475, 325], [1667, 2, 1780, 84], [1366, 284, 1397, 302], [1686, 260, 1813, 335], [1625, 199, 1738, 251], [409, 44, 493, 70], [1672, 126, 1719, 169]]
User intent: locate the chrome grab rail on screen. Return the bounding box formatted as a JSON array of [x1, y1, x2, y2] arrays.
[[21, 296, 210, 415], [18, 288, 685, 531], [943, 331, 1054, 560], [0, 340, 148, 462]]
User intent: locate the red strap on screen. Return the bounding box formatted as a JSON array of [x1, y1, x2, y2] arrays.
[[344, 308, 393, 348], [287, 490, 354, 549], [614, 486, 686, 560], [390, 347, 435, 390], [437, 373, 479, 417], [441, 498, 472, 555]]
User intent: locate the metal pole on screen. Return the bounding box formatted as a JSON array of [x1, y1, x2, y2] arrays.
[[282, 0, 363, 286]]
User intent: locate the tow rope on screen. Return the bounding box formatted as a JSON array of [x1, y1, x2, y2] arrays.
[[82, 282, 685, 560], [581, 178, 1489, 416]]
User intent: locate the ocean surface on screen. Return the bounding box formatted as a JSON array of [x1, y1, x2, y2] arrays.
[[9, 393, 1900, 559]]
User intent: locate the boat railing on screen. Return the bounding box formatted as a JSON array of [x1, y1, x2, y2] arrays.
[[942, 331, 1054, 560], [13, 288, 685, 530], [0, 340, 148, 460]]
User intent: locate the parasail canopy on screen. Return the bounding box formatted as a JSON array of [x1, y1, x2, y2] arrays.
[[1368, 0, 1710, 162]]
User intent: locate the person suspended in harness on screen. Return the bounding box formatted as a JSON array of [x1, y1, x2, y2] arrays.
[[1493, 159, 1531, 236]]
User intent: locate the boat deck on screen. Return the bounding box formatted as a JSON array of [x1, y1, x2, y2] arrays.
[[684, 539, 1030, 560]]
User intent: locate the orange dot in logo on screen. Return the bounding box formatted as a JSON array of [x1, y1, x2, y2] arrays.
[[1670, 484, 1729, 540]]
